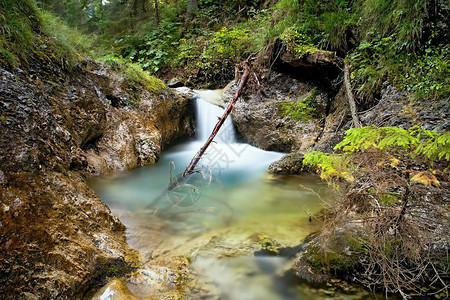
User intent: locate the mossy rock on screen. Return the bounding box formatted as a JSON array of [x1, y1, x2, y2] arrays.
[[267, 152, 316, 175], [295, 228, 367, 282], [277, 89, 321, 121]]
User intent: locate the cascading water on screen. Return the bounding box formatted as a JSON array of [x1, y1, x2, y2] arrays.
[[188, 90, 283, 178], [89, 89, 374, 300], [195, 90, 235, 143]]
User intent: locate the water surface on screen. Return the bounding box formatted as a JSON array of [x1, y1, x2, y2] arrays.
[[89, 92, 375, 299]]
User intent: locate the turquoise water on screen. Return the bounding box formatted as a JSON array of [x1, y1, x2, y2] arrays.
[[90, 140, 326, 235], [89, 140, 377, 299], [89, 93, 377, 299]]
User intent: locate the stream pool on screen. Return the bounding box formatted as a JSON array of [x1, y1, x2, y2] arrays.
[[88, 91, 377, 299]]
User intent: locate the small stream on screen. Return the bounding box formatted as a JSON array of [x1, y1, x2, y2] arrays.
[[89, 90, 376, 299]]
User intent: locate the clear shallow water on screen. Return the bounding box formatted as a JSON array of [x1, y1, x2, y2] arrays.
[[90, 140, 328, 244], [89, 91, 376, 299]]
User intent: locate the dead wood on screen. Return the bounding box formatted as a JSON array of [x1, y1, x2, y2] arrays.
[[344, 62, 362, 128], [182, 58, 251, 177]]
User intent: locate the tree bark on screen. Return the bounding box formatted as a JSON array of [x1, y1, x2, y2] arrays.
[[132, 0, 138, 16], [186, 0, 199, 20], [182, 61, 250, 177], [154, 0, 160, 26], [344, 62, 362, 128]]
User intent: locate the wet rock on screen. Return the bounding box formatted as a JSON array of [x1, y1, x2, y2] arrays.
[[0, 56, 193, 298], [267, 152, 314, 175], [82, 64, 194, 176], [0, 169, 5, 186], [172, 86, 196, 100], [135, 131, 161, 166], [168, 77, 184, 88], [91, 259, 189, 299], [359, 85, 450, 131], [222, 74, 329, 152], [280, 48, 343, 70], [0, 170, 133, 299], [295, 221, 366, 284], [90, 279, 140, 300], [85, 116, 156, 176], [311, 85, 349, 153], [408, 182, 450, 253]]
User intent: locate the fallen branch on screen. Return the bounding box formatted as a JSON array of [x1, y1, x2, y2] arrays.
[[182, 59, 251, 177], [146, 58, 251, 210]]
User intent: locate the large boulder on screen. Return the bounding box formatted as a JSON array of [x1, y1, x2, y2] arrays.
[[222, 74, 330, 153]]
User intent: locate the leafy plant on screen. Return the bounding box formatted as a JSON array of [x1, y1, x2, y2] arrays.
[[119, 20, 184, 73], [207, 26, 251, 60], [303, 151, 355, 186], [399, 46, 450, 100], [347, 35, 396, 99], [348, 35, 450, 101], [335, 126, 450, 163], [304, 126, 449, 189]]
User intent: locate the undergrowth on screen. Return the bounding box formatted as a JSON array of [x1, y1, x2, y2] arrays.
[[0, 0, 93, 68], [303, 126, 450, 296], [101, 54, 166, 94], [0, 0, 42, 66]]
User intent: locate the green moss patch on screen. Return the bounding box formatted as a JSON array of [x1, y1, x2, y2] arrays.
[[102, 55, 166, 95], [278, 89, 320, 121]]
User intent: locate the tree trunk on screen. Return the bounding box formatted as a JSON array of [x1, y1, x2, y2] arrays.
[[154, 0, 160, 26], [132, 0, 139, 16], [344, 62, 362, 128], [143, 0, 148, 13], [186, 0, 199, 20]]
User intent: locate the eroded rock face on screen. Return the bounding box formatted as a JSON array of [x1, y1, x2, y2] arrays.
[[0, 57, 194, 298], [83, 62, 194, 176], [260, 81, 450, 176], [222, 74, 330, 153], [358, 85, 450, 131], [0, 171, 130, 299]]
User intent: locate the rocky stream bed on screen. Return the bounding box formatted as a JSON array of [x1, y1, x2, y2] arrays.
[[1, 49, 448, 299]]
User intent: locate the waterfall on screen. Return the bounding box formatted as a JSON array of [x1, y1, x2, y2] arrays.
[[189, 89, 283, 176], [195, 90, 236, 144]]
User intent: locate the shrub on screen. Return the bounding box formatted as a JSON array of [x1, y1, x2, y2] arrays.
[[303, 126, 450, 295], [206, 26, 251, 60]]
